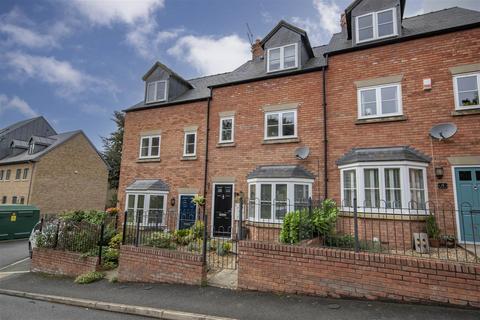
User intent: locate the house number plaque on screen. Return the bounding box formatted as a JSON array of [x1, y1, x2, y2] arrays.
[[438, 183, 448, 190]]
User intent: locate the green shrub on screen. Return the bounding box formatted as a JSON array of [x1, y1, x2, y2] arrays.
[[173, 229, 192, 245], [109, 233, 123, 250], [187, 239, 202, 252], [311, 199, 338, 236], [35, 224, 58, 248], [61, 210, 107, 225], [216, 242, 232, 256], [208, 239, 217, 252], [103, 247, 119, 264], [325, 234, 355, 248], [74, 271, 104, 284], [146, 232, 176, 249], [279, 209, 312, 244], [190, 221, 204, 240], [102, 261, 117, 270], [425, 215, 440, 240]]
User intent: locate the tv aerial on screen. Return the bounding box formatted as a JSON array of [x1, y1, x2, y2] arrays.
[[294, 146, 310, 160], [429, 123, 457, 141]]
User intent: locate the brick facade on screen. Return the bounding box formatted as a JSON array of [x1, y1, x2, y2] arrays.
[[238, 241, 480, 307], [31, 247, 99, 277], [0, 163, 33, 204], [30, 133, 108, 214], [118, 245, 206, 285]]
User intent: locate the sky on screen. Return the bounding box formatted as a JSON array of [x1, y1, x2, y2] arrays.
[[1, 0, 479, 150]]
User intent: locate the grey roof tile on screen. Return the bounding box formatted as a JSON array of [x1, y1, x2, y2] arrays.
[[0, 116, 45, 137], [328, 7, 480, 53], [336, 146, 431, 166], [0, 131, 81, 164], [126, 179, 170, 192], [247, 165, 315, 180]]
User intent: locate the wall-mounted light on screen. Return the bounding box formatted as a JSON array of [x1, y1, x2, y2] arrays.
[[435, 167, 444, 179], [170, 197, 176, 207]]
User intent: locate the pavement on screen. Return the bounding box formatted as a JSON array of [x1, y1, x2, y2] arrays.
[[0, 272, 479, 320], [0, 294, 152, 320], [0, 239, 29, 269]]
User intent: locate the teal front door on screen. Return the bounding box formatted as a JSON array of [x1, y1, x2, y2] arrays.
[[455, 168, 480, 242]]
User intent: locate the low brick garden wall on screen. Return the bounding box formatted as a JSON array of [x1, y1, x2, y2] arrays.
[[238, 241, 480, 308], [31, 247, 99, 277], [118, 245, 206, 285]]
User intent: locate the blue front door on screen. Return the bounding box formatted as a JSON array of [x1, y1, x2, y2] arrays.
[[178, 195, 196, 230], [455, 168, 480, 242]]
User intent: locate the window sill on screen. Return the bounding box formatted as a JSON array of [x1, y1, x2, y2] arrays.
[[137, 158, 161, 163], [355, 115, 407, 125], [245, 220, 282, 228], [181, 156, 197, 161], [451, 108, 480, 116], [217, 142, 236, 148], [262, 137, 300, 145]]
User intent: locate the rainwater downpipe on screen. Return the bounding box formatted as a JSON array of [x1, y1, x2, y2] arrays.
[[322, 54, 329, 199]]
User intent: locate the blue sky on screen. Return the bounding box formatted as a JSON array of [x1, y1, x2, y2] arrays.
[[1, 0, 479, 149]]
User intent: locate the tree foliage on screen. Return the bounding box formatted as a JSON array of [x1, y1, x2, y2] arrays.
[[101, 111, 124, 189]]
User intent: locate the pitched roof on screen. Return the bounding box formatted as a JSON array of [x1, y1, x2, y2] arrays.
[[0, 116, 46, 137], [259, 20, 314, 57], [247, 165, 315, 180], [125, 45, 328, 112], [328, 7, 480, 54], [126, 179, 170, 192], [142, 61, 193, 88], [336, 146, 431, 166]]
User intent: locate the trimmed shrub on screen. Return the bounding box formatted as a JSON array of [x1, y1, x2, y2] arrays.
[[146, 232, 176, 249]]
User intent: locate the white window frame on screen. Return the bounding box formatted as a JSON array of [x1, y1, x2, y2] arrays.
[[219, 116, 235, 143], [357, 83, 403, 119], [355, 8, 397, 44], [183, 131, 197, 157], [264, 109, 297, 140], [266, 43, 299, 73], [138, 135, 161, 159], [453, 72, 480, 110], [145, 80, 168, 103], [339, 161, 429, 214], [247, 178, 313, 224], [29, 142, 35, 154], [125, 191, 168, 226]]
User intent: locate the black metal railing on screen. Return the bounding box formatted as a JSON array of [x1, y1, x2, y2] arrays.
[[35, 214, 118, 264], [241, 197, 479, 264]]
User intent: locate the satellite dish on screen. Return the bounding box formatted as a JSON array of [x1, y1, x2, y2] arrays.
[[295, 147, 310, 160], [429, 123, 457, 141]]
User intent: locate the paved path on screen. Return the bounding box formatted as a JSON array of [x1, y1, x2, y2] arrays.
[[0, 294, 151, 320], [0, 272, 479, 320], [0, 239, 29, 269]]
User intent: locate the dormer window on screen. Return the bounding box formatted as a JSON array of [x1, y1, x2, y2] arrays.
[[29, 142, 35, 154], [267, 43, 298, 73], [146, 80, 167, 103], [356, 8, 397, 44]]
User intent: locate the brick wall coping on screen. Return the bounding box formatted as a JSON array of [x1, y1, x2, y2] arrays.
[[339, 211, 428, 221], [239, 241, 480, 274], [121, 245, 204, 263]]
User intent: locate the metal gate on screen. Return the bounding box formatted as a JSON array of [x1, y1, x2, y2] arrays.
[[205, 194, 244, 271]]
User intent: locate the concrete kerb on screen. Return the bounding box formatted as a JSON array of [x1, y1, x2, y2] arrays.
[[0, 288, 236, 320]]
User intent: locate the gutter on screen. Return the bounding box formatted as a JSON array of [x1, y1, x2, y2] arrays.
[[327, 22, 480, 57], [203, 90, 212, 199], [123, 97, 209, 113], [322, 56, 328, 199]]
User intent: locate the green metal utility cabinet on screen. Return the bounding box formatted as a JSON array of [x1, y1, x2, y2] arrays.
[[0, 205, 40, 241]]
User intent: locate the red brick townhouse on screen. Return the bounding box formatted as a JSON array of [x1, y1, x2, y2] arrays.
[[326, 0, 480, 243], [119, 20, 326, 237], [118, 0, 480, 242]]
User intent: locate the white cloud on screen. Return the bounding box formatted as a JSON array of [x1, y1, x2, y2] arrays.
[[0, 94, 37, 117], [80, 103, 108, 115], [0, 9, 71, 49], [4, 52, 117, 98], [70, 0, 164, 26], [168, 35, 251, 76], [291, 0, 341, 46]]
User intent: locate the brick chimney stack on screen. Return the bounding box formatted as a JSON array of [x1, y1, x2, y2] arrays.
[[340, 13, 347, 28], [251, 38, 264, 60]]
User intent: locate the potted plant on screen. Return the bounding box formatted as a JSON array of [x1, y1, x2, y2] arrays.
[[425, 215, 441, 248], [440, 234, 456, 248]]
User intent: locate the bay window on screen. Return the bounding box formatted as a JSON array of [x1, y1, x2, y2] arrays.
[[126, 192, 167, 226], [247, 179, 312, 223], [340, 162, 428, 212]]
